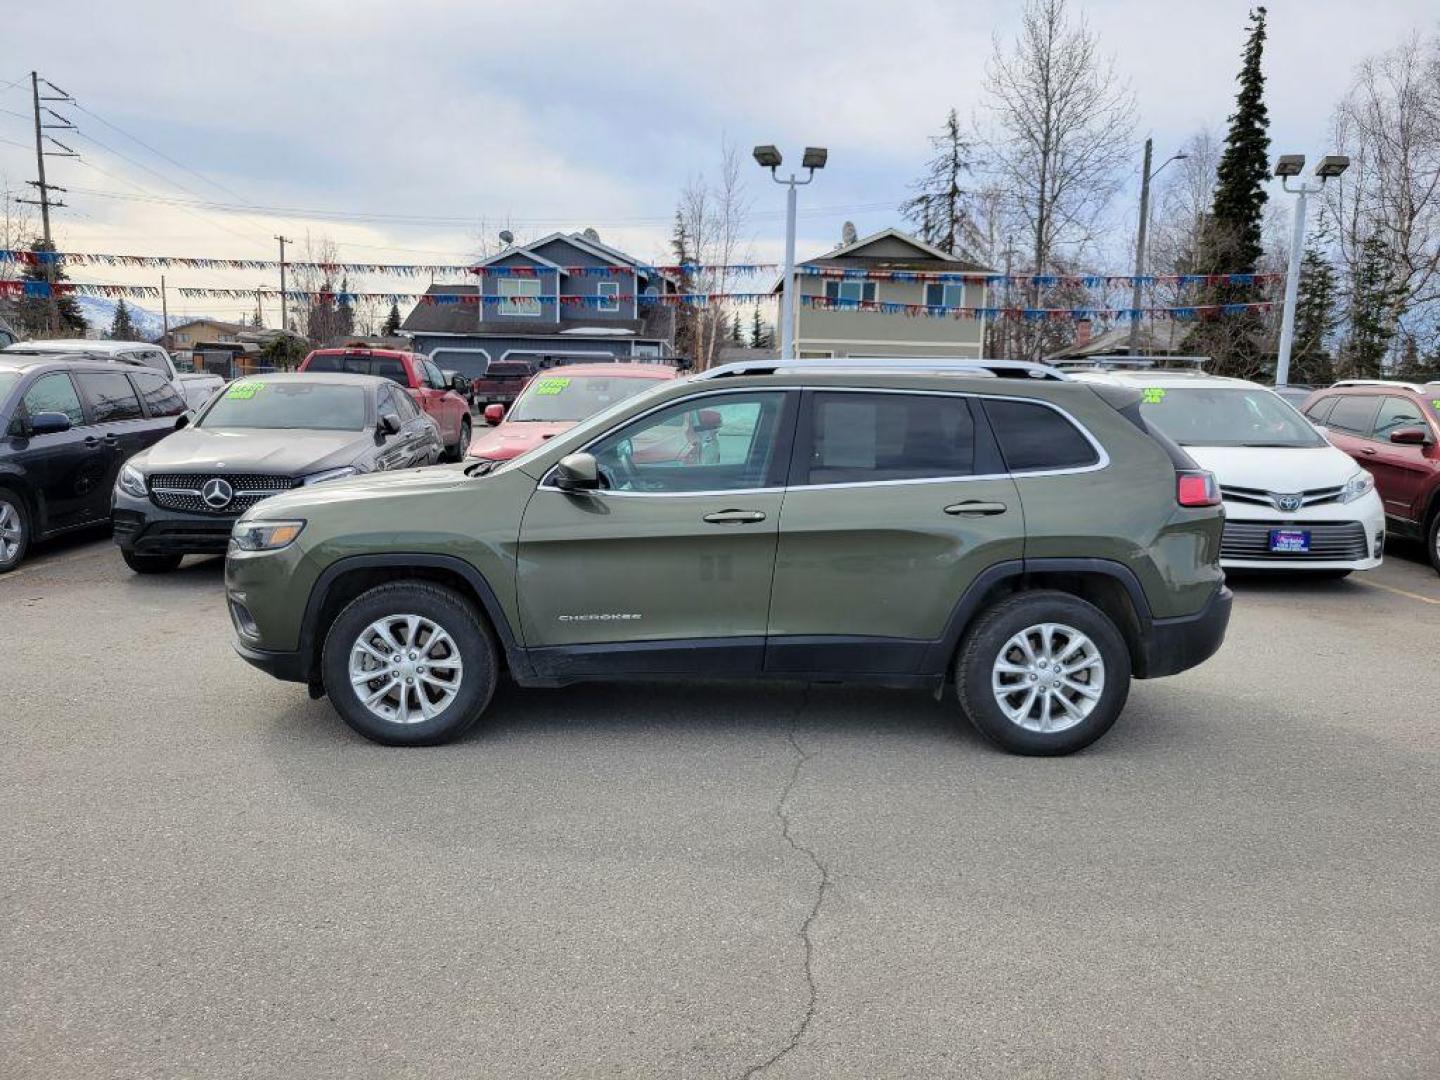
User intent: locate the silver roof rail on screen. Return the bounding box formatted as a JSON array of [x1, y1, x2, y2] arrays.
[[694, 357, 1068, 381], [1331, 378, 1430, 393]]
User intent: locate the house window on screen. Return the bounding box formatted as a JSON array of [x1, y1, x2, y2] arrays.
[[924, 283, 966, 308], [498, 277, 542, 317], [597, 281, 620, 313], [633, 343, 661, 359], [824, 280, 876, 303]]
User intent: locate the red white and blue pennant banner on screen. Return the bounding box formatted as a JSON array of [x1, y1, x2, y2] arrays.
[[0, 248, 1285, 289]]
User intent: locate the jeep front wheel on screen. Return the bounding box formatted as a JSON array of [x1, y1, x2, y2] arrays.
[[321, 581, 497, 746], [955, 590, 1131, 756]]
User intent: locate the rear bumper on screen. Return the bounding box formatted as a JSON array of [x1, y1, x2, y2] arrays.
[[1137, 585, 1232, 679]]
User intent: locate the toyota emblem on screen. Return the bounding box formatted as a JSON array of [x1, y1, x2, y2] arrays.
[[1274, 493, 1302, 512], [201, 477, 234, 510]]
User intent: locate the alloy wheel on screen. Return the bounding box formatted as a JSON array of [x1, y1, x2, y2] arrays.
[[0, 499, 22, 565], [348, 613, 464, 724], [990, 621, 1105, 733]]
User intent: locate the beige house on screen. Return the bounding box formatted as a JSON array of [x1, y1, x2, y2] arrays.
[[784, 228, 993, 359], [167, 319, 245, 348]]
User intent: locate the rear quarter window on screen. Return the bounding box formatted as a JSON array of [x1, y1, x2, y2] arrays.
[[982, 398, 1099, 473]]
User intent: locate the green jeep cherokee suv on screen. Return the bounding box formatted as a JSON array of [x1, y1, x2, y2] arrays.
[[226, 359, 1231, 755]]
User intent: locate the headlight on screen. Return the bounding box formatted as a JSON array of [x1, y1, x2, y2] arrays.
[[1340, 471, 1375, 504], [230, 519, 305, 552], [117, 462, 147, 498], [302, 466, 358, 486]]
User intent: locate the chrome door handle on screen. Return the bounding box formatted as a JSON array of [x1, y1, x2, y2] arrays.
[[944, 501, 1007, 516], [703, 510, 767, 524], [1359, 447, 1377, 455]]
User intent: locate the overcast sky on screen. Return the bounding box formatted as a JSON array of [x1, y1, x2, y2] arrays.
[[2, 0, 1435, 322]]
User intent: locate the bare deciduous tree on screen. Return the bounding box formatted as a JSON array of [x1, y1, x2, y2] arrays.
[[979, 0, 1136, 309], [676, 141, 751, 370], [1324, 32, 1440, 364]]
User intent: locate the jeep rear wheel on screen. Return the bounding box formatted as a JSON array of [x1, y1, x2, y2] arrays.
[[955, 590, 1131, 756], [321, 581, 497, 746]]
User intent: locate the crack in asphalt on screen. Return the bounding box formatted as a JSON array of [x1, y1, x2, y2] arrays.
[[740, 687, 829, 1080]]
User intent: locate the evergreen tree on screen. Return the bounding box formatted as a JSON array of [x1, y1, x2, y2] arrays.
[[1340, 234, 1399, 379], [1290, 235, 1339, 386], [749, 307, 770, 349], [1203, 6, 1271, 274], [728, 313, 743, 345], [900, 108, 980, 256], [336, 276, 356, 338], [382, 301, 402, 337], [11, 239, 86, 337], [108, 298, 137, 340], [1187, 7, 1272, 376], [670, 208, 697, 358]]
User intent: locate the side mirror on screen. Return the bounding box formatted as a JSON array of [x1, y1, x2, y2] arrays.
[[483, 403, 505, 426], [28, 411, 71, 436], [554, 452, 599, 491], [1390, 426, 1431, 445], [175, 412, 191, 430], [378, 412, 402, 436], [450, 373, 469, 393]]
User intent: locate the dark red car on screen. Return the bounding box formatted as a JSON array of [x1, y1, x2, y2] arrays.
[[1301, 379, 1440, 571], [299, 348, 472, 461], [468, 363, 677, 462]]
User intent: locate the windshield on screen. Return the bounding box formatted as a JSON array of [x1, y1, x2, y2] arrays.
[[198, 381, 368, 431], [507, 374, 662, 422], [1138, 386, 1325, 448]]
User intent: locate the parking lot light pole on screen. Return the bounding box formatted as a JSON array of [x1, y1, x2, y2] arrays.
[[754, 145, 827, 360], [1274, 154, 1349, 387]]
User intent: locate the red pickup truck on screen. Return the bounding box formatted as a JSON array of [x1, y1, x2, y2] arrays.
[[299, 348, 472, 460]]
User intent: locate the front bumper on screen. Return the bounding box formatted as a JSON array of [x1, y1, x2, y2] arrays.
[[1136, 584, 1232, 679], [233, 640, 308, 683], [112, 491, 239, 555], [1218, 492, 1385, 571]]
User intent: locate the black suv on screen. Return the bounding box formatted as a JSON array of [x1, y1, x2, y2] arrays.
[[0, 352, 186, 572]]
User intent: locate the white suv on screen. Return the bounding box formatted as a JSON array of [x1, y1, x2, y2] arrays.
[[1070, 370, 1384, 576]]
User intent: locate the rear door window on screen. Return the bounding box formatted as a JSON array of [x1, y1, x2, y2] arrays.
[[76, 372, 144, 423], [799, 392, 977, 485], [132, 371, 187, 417], [1324, 394, 1382, 436], [982, 398, 1099, 472], [1304, 396, 1338, 424]]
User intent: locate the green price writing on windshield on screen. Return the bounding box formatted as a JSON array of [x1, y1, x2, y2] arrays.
[[226, 382, 264, 400], [534, 377, 571, 396], [1431, 399, 1440, 411], [1141, 387, 1166, 404]]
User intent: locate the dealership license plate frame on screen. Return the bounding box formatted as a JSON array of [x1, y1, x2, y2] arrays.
[[1269, 528, 1311, 554]]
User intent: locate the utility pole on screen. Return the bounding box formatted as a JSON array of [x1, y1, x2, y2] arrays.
[[255, 285, 264, 329], [160, 274, 169, 346], [1127, 139, 1187, 357], [20, 72, 76, 334], [275, 235, 292, 333]]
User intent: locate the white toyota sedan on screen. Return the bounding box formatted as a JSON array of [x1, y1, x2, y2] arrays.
[[1070, 371, 1384, 576]]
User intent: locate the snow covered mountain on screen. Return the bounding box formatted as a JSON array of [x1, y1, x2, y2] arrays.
[[74, 297, 173, 342]]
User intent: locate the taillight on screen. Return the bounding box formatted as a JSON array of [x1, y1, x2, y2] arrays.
[[1176, 470, 1221, 507]]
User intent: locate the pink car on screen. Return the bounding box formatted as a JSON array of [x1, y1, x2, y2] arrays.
[[467, 363, 677, 462]]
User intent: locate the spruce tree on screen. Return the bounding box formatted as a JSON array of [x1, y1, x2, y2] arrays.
[[382, 301, 402, 336], [1340, 234, 1398, 379], [1205, 6, 1271, 273], [12, 239, 86, 337], [109, 298, 137, 340], [750, 307, 768, 349], [1290, 237, 1338, 386], [900, 108, 978, 256]]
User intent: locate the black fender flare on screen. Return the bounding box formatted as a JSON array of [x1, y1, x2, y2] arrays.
[[298, 553, 529, 681]]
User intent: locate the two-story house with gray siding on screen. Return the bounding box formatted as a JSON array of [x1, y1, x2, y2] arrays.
[[401, 231, 676, 379], [784, 227, 994, 359]]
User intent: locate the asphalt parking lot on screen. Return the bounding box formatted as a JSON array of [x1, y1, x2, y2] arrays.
[[3, 536, 1438, 1079]]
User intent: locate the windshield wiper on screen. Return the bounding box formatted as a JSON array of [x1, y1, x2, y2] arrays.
[[1240, 441, 1307, 447], [464, 460, 497, 477]]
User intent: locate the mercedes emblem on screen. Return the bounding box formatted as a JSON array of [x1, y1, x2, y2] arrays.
[[201, 477, 235, 510]]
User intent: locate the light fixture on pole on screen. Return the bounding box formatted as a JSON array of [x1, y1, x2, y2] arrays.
[[1126, 138, 1187, 356], [1274, 153, 1349, 387], [754, 144, 827, 361]]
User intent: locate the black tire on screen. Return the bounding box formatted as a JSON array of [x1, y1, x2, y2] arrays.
[[321, 580, 497, 746], [955, 590, 1131, 756], [0, 490, 30, 573], [121, 549, 183, 574], [446, 416, 472, 463], [1427, 513, 1440, 575]]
